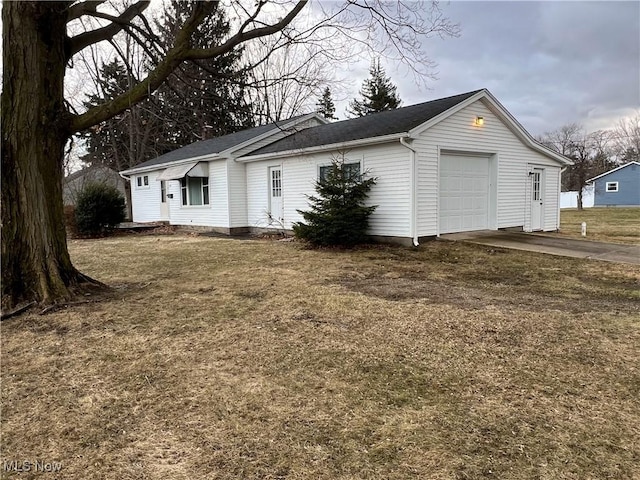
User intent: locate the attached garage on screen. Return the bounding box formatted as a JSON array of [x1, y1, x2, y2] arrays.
[[123, 88, 573, 245], [439, 153, 493, 234]]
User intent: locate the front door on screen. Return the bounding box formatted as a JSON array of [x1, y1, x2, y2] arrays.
[[530, 168, 543, 231], [268, 166, 283, 226], [160, 180, 170, 220]]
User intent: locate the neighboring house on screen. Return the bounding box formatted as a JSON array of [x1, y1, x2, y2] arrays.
[[120, 89, 572, 245], [560, 185, 594, 209], [587, 162, 640, 207], [64, 165, 128, 209]]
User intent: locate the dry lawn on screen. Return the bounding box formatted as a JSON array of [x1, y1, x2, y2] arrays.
[[556, 207, 640, 244], [2, 234, 639, 479]]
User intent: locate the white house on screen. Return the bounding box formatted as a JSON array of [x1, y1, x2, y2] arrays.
[[120, 89, 572, 245]]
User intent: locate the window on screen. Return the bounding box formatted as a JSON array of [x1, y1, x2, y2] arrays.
[[180, 176, 209, 206], [160, 180, 167, 203], [532, 172, 541, 201], [606, 181, 618, 192], [319, 162, 361, 183], [271, 168, 282, 197], [136, 175, 149, 188]]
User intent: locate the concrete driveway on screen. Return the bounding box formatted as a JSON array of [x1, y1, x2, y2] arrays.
[[441, 231, 640, 265]]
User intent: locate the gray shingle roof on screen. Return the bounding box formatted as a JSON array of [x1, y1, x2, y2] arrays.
[[245, 90, 483, 156], [130, 114, 312, 170]]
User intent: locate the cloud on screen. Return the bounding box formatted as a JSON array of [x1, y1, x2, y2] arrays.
[[338, 1, 639, 136]]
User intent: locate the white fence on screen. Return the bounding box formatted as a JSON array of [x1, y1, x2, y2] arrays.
[[560, 185, 594, 209]]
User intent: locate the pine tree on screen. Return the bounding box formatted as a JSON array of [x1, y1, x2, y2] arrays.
[[316, 86, 337, 120], [81, 60, 169, 171], [154, 1, 253, 145], [348, 59, 401, 117], [81, 1, 253, 173], [293, 157, 377, 247]]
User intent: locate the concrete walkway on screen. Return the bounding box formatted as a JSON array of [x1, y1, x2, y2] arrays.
[[441, 231, 640, 265]]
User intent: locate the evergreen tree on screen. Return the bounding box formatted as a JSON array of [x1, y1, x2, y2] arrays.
[[154, 1, 253, 145], [81, 1, 252, 173], [293, 157, 377, 247], [348, 59, 401, 117], [81, 60, 169, 171], [316, 87, 337, 120]]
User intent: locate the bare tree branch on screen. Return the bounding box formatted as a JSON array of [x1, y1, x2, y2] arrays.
[[67, 1, 151, 59], [184, 2, 307, 60], [70, 1, 307, 133], [67, 1, 107, 21]]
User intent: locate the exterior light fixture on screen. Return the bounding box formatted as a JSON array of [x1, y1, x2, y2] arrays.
[[475, 116, 484, 126]]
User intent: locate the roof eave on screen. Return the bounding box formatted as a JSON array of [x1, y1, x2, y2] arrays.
[[409, 89, 572, 167], [586, 161, 639, 183], [236, 132, 408, 162], [408, 89, 487, 138], [480, 91, 574, 166]]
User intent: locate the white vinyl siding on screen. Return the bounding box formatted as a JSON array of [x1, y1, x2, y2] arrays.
[[130, 170, 164, 222], [227, 159, 248, 228], [168, 160, 229, 228], [413, 100, 562, 235], [544, 166, 561, 230], [246, 142, 410, 237], [246, 161, 271, 229]]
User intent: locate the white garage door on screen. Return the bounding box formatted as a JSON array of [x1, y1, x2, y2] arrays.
[[439, 154, 490, 234]]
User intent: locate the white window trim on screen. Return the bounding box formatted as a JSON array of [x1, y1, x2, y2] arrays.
[[318, 161, 362, 182], [270, 167, 282, 198], [136, 175, 150, 189], [180, 176, 210, 207], [605, 181, 619, 192]]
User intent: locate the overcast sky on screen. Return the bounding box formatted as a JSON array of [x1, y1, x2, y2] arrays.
[[336, 1, 639, 137]]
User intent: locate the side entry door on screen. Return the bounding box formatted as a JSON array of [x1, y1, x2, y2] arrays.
[[530, 168, 544, 231], [268, 166, 283, 226]]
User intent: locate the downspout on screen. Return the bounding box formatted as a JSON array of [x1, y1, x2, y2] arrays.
[[400, 137, 419, 246]]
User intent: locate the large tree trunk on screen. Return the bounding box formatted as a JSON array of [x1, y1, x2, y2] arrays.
[[2, 2, 93, 310]]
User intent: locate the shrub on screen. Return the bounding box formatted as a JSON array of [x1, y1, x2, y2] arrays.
[[75, 182, 126, 236], [293, 158, 376, 247]]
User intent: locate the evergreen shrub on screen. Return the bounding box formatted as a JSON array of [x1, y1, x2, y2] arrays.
[[75, 182, 126, 236], [293, 159, 376, 247]]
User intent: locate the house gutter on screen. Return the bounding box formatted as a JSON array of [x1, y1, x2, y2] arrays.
[[399, 137, 419, 247]]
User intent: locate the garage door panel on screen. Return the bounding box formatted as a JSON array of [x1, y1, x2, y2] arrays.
[[462, 177, 475, 191], [439, 154, 490, 234], [463, 197, 474, 210]]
